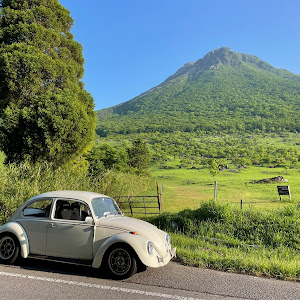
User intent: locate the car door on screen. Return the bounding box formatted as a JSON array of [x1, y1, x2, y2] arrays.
[[17, 198, 53, 256], [46, 199, 94, 260]]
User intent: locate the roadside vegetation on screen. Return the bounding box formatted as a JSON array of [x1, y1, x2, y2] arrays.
[[0, 162, 153, 225], [150, 199, 300, 280]]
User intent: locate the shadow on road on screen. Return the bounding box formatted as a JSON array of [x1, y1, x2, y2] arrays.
[[15, 257, 148, 280], [16, 258, 102, 279]]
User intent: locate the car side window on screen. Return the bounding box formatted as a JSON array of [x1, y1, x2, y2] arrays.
[[54, 200, 90, 221], [23, 199, 52, 218]]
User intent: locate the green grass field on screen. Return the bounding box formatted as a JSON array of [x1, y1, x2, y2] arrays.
[[147, 159, 300, 281], [150, 162, 300, 213]]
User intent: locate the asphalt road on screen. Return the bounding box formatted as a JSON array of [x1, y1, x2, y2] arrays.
[[0, 260, 299, 300]]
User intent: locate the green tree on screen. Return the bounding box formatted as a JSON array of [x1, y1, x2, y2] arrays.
[[86, 143, 129, 177], [0, 0, 96, 165], [127, 138, 151, 173], [208, 158, 220, 181]]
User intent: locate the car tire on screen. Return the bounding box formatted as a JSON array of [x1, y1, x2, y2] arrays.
[[0, 234, 20, 264], [105, 245, 137, 280]]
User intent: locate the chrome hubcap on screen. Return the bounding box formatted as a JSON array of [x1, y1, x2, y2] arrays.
[[109, 248, 131, 275], [0, 237, 15, 260]]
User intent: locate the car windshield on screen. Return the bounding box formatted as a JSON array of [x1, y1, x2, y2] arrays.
[[91, 197, 121, 218]]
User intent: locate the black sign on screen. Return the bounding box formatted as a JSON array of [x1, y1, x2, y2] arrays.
[[277, 186, 291, 200], [277, 186, 290, 195]]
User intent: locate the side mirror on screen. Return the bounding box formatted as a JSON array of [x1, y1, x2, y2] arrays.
[[85, 216, 94, 224]]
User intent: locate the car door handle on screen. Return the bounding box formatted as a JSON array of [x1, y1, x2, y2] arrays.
[[49, 223, 56, 228]]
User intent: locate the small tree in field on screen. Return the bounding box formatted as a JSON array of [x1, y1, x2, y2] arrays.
[[208, 158, 220, 181], [0, 0, 96, 165]]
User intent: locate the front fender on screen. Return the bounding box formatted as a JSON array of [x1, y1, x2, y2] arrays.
[[92, 232, 173, 269], [93, 232, 162, 269], [92, 233, 146, 268], [0, 222, 29, 258]]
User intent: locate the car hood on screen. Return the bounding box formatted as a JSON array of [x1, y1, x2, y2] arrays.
[[98, 215, 166, 247]]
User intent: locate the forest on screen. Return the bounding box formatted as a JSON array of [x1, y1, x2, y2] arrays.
[[93, 132, 300, 173]]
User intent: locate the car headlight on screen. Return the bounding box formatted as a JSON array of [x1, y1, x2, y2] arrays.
[[147, 241, 154, 255], [166, 234, 171, 246]]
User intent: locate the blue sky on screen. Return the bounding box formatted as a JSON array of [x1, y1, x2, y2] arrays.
[[59, 0, 300, 110]]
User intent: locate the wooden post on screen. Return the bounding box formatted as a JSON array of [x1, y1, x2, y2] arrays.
[[214, 180, 217, 201], [142, 197, 147, 218], [240, 199, 243, 210], [128, 196, 133, 216], [157, 182, 161, 213], [160, 185, 163, 212]]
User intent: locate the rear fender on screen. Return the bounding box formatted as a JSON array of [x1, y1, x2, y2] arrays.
[[0, 222, 29, 258]]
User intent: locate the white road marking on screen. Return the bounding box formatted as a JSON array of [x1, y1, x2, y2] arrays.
[[0, 271, 203, 300]]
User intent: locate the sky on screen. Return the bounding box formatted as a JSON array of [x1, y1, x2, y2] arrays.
[[59, 0, 300, 110]]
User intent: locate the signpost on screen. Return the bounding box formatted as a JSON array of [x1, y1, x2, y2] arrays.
[[277, 186, 291, 201]]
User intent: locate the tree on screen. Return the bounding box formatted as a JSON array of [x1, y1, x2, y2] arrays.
[[0, 0, 96, 165], [86, 143, 129, 177], [127, 138, 151, 174], [208, 158, 220, 181], [208, 158, 219, 201]]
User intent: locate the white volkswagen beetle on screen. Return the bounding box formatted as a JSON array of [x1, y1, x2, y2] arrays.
[[0, 191, 176, 279]]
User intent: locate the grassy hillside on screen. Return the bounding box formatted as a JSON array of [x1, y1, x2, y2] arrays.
[[97, 48, 300, 136]]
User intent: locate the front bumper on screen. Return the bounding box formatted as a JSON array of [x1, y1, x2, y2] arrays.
[[171, 247, 176, 258], [157, 247, 176, 264]]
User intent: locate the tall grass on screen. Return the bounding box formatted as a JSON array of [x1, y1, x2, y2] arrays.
[[0, 162, 153, 224], [150, 199, 300, 280]]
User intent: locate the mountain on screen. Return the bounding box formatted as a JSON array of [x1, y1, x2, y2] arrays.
[[96, 47, 300, 136]]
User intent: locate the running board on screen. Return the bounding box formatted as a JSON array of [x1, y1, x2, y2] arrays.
[[28, 254, 92, 267]]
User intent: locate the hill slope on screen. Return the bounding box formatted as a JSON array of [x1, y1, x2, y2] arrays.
[[97, 47, 300, 136]]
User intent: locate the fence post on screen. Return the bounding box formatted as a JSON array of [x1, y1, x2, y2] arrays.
[[214, 180, 217, 201], [161, 185, 163, 212], [128, 196, 133, 216], [157, 182, 161, 213], [142, 197, 147, 218], [240, 199, 243, 210]]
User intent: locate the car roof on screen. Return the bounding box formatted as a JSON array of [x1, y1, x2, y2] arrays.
[[29, 190, 110, 204]]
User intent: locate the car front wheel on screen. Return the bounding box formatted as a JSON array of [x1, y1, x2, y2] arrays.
[[106, 246, 137, 279], [0, 235, 20, 264]]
